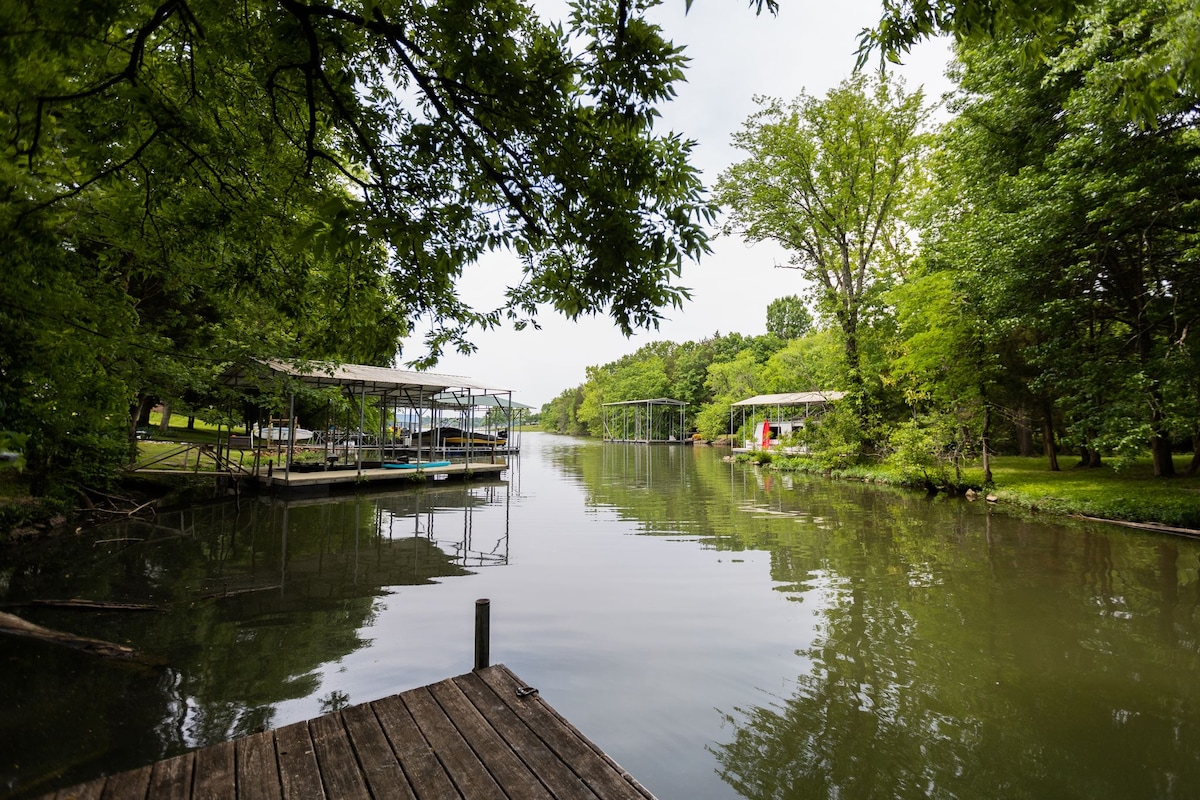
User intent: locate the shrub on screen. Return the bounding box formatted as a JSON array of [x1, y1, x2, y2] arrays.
[[802, 405, 864, 470]]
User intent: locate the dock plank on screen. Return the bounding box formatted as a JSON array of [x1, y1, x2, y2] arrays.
[[479, 666, 654, 800], [273, 722, 325, 800], [403, 687, 507, 800], [235, 731, 282, 800], [308, 713, 371, 800], [453, 672, 601, 800], [340, 703, 417, 800], [36, 666, 655, 800], [192, 740, 235, 800], [371, 693, 460, 800], [147, 752, 194, 800], [99, 765, 150, 800], [53, 780, 105, 800], [428, 678, 554, 800]]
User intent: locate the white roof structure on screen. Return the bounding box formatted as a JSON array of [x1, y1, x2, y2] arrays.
[[432, 392, 534, 411], [601, 397, 687, 407], [731, 391, 846, 407], [220, 359, 503, 406]]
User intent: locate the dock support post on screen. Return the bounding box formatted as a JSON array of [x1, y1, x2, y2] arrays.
[[474, 598, 490, 671]]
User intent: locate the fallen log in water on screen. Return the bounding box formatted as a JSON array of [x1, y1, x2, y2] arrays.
[[21, 599, 164, 612], [198, 584, 281, 600], [0, 610, 137, 659]]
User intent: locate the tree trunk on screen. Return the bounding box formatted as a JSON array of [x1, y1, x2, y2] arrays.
[[187, 415, 196, 430], [136, 397, 154, 427], [1187, 435, 1199, 478], [1149, 390, 1176, 478], [158, 401, 171, 434], [1041, 401, 1060, 471], [842, 316, 870, 459], [1151, 432, 1176, 477], [1016, 408, 1035, 457], [127, 393, 155, 460], [1134, 318, 1175, 477], [981, 403, 992, 484]]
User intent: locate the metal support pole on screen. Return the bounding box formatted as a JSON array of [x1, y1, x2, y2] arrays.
[[286, 392, 295, 481], [474, 598, 491, 671], [357, 383, 367, 474]]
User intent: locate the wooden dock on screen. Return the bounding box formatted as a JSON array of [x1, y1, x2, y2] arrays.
[[128, 448, 508, 496], [40, 664, 656, 800], [263, 461, 508, 492]]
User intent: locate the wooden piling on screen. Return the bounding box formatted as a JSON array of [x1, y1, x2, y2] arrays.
[[475, 597, 490, 671]]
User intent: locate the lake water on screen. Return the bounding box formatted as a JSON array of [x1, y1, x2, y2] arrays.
[[3, 432, 1200, 798]]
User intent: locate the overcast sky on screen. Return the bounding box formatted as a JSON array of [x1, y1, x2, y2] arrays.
[[401, 0, 955, 408]]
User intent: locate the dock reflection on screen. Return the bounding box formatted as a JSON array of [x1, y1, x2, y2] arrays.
[[0, 480, 514, 799]]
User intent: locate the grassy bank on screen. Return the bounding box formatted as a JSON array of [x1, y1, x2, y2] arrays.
[[141, 411, 225, 445], [756, 453, 1200, 531], [985, 456, 1200, 529]]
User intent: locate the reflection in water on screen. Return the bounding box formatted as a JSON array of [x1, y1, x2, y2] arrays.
[[708, 521, 1200, 799], [0, 481, 509, 798], [5, 437, 1200, 800], [562, 442, 1200, 799]]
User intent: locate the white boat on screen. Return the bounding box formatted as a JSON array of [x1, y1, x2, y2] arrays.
[[252, 424, 313, 442]]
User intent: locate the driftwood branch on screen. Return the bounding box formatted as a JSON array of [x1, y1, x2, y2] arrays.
[[0, 611, 138, 660], [199, 584, 282, 600], [89, 498, 157, 518], [1068, 515, 1200, 539], [15, 599, 165, 612]]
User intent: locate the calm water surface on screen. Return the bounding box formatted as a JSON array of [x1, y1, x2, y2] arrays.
[[3, 432, 1200, 798]]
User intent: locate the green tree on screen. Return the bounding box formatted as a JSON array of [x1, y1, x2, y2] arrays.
[[926, 5, 1200, 477], [759, 329, 845, 395], [694, 348, 764, 440], [860, 0, 1198, 125], [886, 269, 996, 483], [1, 0, 715, 494], [4, 0, 711, 342], [765, 294, 813, 340], [718, 73, 927, 427]]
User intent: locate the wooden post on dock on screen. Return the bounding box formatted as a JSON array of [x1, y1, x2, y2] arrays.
[[474, 598, 490, 671]]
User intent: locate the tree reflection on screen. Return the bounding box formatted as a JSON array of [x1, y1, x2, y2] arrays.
[[549, 441, 1200, 799], [0, 484, 505, 798], [710, 515, 1200, 799]]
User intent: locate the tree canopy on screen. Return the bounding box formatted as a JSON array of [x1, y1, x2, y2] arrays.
[[544, 0, 1200, 482], [860, 0, 1199, 125], [1, 0, 714, 493], [920, 1, 1200, 477], [765, 294, 813, 340], [717, 73, 927, 424]]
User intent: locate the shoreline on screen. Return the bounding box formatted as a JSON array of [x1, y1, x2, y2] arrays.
[[732, 451, 1200, 538]]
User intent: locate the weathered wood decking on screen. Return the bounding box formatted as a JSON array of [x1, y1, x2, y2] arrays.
[[41, 665, 656, 800], [262, 462, 508, 494]]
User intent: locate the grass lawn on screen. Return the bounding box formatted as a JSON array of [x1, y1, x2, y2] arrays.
[[133, 440, 237, 472], [141, 412, 225, 445], [985, 454, 1200, 529], [766, 451, 1200, 530]]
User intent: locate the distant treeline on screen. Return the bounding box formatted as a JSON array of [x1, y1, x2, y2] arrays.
[[544, 8, 1200, 483]]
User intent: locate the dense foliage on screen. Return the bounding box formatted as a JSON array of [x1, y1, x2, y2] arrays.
[[1, 0, 713, 497], [544, 0, 1200, 485], [718, 73, 927, 426], [860, 0, 1198, 125]]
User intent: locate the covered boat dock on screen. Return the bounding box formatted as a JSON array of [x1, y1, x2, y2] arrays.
[[729, 391, 846, 452], [601, 398, 689, 444], [211, 359, 523, 492]]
